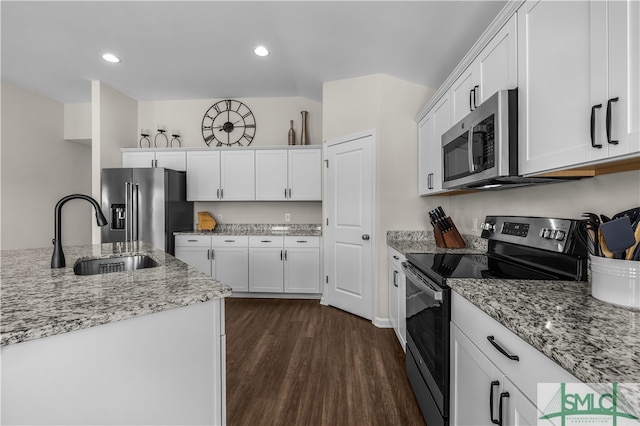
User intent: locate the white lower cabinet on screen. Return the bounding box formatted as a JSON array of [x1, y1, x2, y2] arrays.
[[177, 234, 320, 294], [387, 247, 406, 351], [249, 236, 321, 293], [450, 292, 578, 426], [175, 235, 249, 292]]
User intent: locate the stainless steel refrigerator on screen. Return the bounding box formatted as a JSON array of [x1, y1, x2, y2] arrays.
[[101, 168, 193, 255]]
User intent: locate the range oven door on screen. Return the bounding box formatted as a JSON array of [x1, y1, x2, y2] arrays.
[[403, 262, 450, 426]]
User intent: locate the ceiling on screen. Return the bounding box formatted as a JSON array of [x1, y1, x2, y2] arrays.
[[1, 1, 506, 104]]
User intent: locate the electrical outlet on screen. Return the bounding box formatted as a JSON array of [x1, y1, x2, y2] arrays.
[[217, 214, 223, 222], [285, 213, 291, 222]]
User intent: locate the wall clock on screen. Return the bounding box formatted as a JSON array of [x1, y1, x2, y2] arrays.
[[201, 100, 256, 147]]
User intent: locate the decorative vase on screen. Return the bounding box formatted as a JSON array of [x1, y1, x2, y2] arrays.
[[288, 120, 296, 145], [300, 111, 309, 145]]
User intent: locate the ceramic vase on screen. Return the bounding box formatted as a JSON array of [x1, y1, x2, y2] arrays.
[[300, 111, 309, 145], [288, 120, 296, 145]]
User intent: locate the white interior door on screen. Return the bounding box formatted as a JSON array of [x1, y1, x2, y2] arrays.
[[324, 132, 375, 320]]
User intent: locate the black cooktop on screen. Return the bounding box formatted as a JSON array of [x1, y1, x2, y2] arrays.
[[405, 252, 565, 285]]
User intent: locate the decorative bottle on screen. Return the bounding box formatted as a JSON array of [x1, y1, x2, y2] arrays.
[[300, 111, 309, 145], [288, 120, 296, 145]]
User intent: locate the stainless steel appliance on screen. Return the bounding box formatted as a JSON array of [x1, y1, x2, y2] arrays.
[[402, 216, 587, 426], [101, 168, 193, 255], [441, 89, 573, 190]]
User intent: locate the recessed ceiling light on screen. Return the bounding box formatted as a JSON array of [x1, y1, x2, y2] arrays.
[[253, 46, 269, 57], [102, 53, 121, 63]]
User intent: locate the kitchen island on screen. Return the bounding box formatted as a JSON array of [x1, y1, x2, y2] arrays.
[[1, 241, 231, 425]]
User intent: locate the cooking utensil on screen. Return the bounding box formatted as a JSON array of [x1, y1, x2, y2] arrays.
[[599, 216, 636, 258], [600, 214, 611, 223], [612, 206, 640, 223], [626, 218, 640, 260], [598, 229, 615, 258]]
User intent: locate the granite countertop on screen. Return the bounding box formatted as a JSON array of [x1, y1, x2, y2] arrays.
[[449, 278, 640, 384], [387, 230, 487, 255], [387, 229, 640, 385], [175, 223, 322, 237], [1, 241, 231, 347]]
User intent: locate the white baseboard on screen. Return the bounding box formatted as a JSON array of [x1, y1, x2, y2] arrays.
[[372, 317, 392, 328], [230, 292, 322, 300]]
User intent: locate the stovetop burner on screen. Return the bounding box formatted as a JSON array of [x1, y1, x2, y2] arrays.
[[406, 252, 565, 285]]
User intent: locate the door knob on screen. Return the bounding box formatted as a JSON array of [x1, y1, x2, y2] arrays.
[[362, 234, 370, 240]]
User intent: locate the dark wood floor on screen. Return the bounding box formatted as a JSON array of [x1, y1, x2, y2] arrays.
[[225, 298, 425, 426]]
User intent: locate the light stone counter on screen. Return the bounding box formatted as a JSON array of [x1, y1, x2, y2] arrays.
[[175, 223, 322, 237], [1, 241, 231, 346]]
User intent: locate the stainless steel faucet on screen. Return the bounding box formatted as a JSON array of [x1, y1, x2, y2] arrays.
[[51, 194, 108, 268]]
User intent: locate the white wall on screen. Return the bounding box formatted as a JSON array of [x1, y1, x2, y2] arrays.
[[1, 80, 92, 250], [91, 81, 138, 242], [138, 97, 323, 225], [449, 170, 640, 235], [323, 74, 435, 321], [137, 97, 322, 148]]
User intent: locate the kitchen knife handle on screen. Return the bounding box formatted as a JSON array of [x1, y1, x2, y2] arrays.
[[590, 104, 603, 148], [606, 97, 619, 145]]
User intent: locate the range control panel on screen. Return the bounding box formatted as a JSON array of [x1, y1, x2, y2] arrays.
[[481, 216, 577, 253]]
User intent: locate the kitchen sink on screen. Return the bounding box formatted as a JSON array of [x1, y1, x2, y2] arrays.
[[73, 255, 159, 275]]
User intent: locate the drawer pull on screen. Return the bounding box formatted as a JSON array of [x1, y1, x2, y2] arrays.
[[296, 240, 308, 243], [261, 240, 272, 243], [487, 336, 519, 361], [393, 255, 399, 260], [187, 239, 198, 242], [224, 240, 236, 242], [489, 380, 500, 425]]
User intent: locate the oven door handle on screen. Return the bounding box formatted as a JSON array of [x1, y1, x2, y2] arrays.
[[401, 262, 443, 301]]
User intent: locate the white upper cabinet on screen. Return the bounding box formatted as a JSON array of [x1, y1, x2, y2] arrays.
[[186, 150, 221, 201], [288, 149, 322, 200], [255, 148, 322, 201], [220, 150, 255, 200], [519, 0, 640, 175], [450, 15, 518, 125], [418, 95, 451, 196], [255, 150, 288, 200], [186, 150, 254, 201], [122, 150, 186, 171], [475, 15, 518, 104], [591, 0, 640, 160]]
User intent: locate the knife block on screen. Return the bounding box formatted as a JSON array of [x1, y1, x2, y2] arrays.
[[434, 218, 466, 249]]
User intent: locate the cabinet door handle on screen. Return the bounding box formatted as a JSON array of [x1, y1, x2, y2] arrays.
[[261, 240, 272, 243], [210, 249, 215, 260], [221, 188, 224, 199], [289, 188, 292, 198], [606, 97, 619, 145], [590, 104, 603, 148], [217, 188, 220, 199], [280, 250, 283, 261], [428, 173, 434, 190], [489, 380, 500, 425], [470, 88, 474, 111], [393, 255, 399, 260], [473, 85, 479, 108], [487, 336, 520, 361], [498, 392, 509, 426], [284, 250, 288, 261], [285, 188, 288, 199], [393, 270, 398, 287]]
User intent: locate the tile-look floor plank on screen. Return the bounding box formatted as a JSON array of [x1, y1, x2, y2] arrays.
[[225, 298, 425, 425]]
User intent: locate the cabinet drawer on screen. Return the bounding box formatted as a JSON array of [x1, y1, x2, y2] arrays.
[[451, 292, 579, 403], [284, 236, 320, 248], [249, 236, 284, 247], [211, 236, 248, 247], [388, 247, 405, 269], [175, 235, 210, 247]]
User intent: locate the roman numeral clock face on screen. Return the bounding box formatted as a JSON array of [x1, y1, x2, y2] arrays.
[[201, 100, 256, 146]]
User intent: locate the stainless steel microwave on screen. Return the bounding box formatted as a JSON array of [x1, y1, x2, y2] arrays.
[[442, 89, 518, 189]]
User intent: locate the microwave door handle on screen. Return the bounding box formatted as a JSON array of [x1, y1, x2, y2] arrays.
[[468, 132, 476, 173]]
